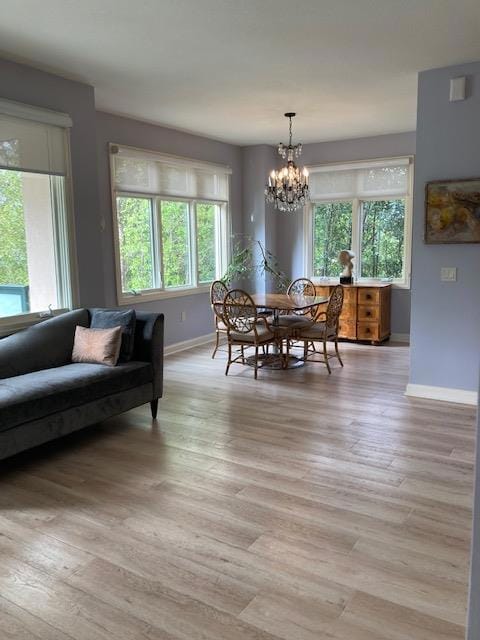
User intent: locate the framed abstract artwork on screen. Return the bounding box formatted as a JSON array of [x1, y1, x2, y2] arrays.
[[425, 178, 480, 244]]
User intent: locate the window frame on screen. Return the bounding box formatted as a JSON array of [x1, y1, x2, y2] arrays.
[[0, 128, 78, 334], [303, 156, 413, 289], [112, 190, 230, 305]]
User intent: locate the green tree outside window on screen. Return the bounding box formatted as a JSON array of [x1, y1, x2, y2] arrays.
[[117, 196, 154, 292], [161, 200, 191, 288], [313, 201, 353, 278], [0, 169, 28, 287], [361, 199, 405, 279], [197, 203, 217, 284]]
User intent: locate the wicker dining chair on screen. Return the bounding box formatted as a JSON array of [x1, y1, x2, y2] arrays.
[[210, 280, 228, 359], [268, 278, 321, 331], [223, 289, 287, 379], [296, 284, 344, 374]]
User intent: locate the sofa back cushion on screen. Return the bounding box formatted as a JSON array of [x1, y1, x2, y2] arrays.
[[89, 308, 136, 362], [0, 309, 89, 379]]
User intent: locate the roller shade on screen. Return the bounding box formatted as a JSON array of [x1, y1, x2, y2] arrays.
[[112, 144, 231, 201], [308, 158, 411, 201], [0, 101, 71, 176]]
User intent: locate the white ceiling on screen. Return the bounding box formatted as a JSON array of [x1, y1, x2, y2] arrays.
[[1, 0, 479, 145]]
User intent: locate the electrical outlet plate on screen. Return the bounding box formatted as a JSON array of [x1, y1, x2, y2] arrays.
[[441, 267, 457, 282]]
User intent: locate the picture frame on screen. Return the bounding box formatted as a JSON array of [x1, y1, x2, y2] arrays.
[[425, 177, 480, 244]]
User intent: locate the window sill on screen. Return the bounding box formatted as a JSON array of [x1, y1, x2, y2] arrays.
[[117, 285, 211, 306], [310, 277, 410, 290], [0, 309, 68, 338]]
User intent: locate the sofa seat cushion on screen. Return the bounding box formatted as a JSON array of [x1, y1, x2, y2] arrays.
[[0, 361, 152, 432]]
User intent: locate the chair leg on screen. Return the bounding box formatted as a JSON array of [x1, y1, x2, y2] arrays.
[[254, 345, 259, 379], [225, 341, 232, 376], [150, 399, 159, 419], [284, 337, 290, 369], [303, 339, 308, 361], [323, 339, 332, 374], [241, 345, 245, 363], [212, 331, 220, 359], [335, 338, 343, 367]]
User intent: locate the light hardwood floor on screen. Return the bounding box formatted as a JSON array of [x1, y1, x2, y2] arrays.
[[0, 341, 476, 640]]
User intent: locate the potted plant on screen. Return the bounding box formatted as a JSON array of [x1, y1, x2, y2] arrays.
[[221, 237, 289, 292]]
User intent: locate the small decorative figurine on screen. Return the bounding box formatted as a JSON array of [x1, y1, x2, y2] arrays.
[[339, 250, 355, 284]]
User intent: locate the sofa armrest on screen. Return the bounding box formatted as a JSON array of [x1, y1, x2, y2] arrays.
[[133, 312, 164, 399]]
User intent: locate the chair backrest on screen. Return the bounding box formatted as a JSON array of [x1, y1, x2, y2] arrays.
[[223, 289, 258, 334], [210, 280, 228, 320], [326, 285, 344, 332], [287, 278, 317, 317]]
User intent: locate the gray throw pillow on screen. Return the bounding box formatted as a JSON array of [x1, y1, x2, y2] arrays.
[[89, 308, 136, 362]]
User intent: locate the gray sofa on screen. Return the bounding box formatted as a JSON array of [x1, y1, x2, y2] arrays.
[[0, 308, 164, 460]]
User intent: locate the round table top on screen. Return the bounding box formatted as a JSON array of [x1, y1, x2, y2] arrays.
[[250, 292, 329, 311]]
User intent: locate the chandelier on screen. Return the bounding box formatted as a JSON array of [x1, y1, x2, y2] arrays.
[[265, 112, 309, 213]]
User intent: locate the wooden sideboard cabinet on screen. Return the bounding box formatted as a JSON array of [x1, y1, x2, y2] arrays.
[[314, 282, 392, 344]]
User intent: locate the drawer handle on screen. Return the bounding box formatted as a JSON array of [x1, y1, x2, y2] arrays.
[[366, 327, 370, 333], [366, 294, 372, 300], [366, 310, 371, 317]]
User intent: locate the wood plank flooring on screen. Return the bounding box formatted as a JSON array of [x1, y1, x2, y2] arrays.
[[0, 341, 476, 639]]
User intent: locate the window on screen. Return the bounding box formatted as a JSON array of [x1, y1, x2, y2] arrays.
[[0, 103, 74, 326], [360, 199, 405, 279], [305, 158, 413, 287], [161, 200, 191, 288], [111, 144, 230, 303], [313, 202, 352, 278], [117, 196, 155, 293], [196, 202, 220, 284]]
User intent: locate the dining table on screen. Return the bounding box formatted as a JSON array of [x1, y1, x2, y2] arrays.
[[249, 292, 330, 369]]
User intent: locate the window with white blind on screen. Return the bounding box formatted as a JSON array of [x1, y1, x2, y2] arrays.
[[110, 144, 231, 303], [304, 157, 413, 287], [0, 99, 75, 330]]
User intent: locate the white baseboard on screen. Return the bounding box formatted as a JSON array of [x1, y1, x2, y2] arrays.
[[390, 333, 410, 343], [165, 332, 215, 356], [405, 383, 478, 406]]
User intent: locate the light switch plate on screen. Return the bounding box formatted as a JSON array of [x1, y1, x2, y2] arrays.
[[450, 76, 466, 102], [441, 267, 457, 282]]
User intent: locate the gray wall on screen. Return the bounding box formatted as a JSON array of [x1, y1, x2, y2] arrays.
[[242, 145, 278, 293], [95, 111, 243, 346], [410, 62, 480, 392], [0, 58, 105, 307], [268, 132, 416, 335]]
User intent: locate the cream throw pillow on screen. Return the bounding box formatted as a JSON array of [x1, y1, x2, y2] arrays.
[[72, 325, 122, 366]]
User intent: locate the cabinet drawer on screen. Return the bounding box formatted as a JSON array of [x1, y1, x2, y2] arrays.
[[338, 320, 356, 339], [358, 305, 379, 322], [358, 288, 380, 305], [357, 322, 380, 341]]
